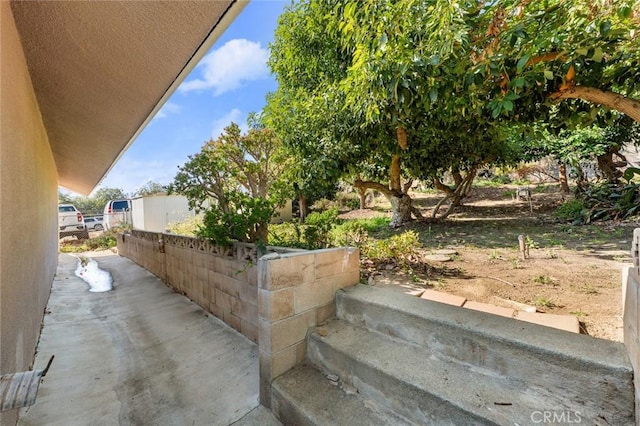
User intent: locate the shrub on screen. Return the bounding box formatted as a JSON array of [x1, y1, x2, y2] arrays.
[[268, 222, 306, 248], [335, 192, 360, 210], [303, 208, 339, 249], [554, 199, 584, 222], [331, 221, 368, 247], [197, 192, 274, 246], [166, 215, 203, 236], [360, 231, 421, 267], [59, 230, 118, 253]]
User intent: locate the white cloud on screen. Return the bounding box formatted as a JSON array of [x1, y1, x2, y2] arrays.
[[179, 39, 269, 95], [153, 102, 181, 120], [211, 109, 248, 139], [97, 157, 178, 196]]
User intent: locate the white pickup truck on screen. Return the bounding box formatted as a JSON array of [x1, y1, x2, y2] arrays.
[[58, 204, 89, 239]]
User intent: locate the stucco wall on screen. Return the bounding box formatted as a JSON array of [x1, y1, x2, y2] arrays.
[[623, 228, 640, 422], [0, 2, 59, 423]]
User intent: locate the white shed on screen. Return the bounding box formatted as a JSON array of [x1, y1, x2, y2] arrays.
[[131, 194, 195, 232]]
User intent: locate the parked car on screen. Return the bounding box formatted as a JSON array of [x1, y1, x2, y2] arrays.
[[103, 199, 132, 230], [84, 216, 104, 231], [58, 204, 88, 239]]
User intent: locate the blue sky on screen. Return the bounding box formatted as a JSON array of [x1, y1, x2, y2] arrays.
[[94, 0, 287, 196]]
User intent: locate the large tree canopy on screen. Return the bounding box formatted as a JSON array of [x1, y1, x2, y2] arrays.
[[266, 0, 526, 226]]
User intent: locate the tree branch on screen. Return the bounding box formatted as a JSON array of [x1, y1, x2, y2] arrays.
[[549, 86, 640, 123], [354, 179, 393, 197]]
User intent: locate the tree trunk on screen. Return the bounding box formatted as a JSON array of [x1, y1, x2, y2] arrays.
[[390, 154, 402, 192], [358, 187, 367, 209], [550, 86, 640, 123], [389, 194, 414, 227], [298, 194, 308, 222], [597, 151, 623, 182], [575, 165, 587, 193], [559, 164, 570, 194], [254, 222, 268, 244], [354, 178, 416, 227]]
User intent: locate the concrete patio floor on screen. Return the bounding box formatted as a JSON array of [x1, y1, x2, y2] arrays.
[[18, 252, 280, 426]]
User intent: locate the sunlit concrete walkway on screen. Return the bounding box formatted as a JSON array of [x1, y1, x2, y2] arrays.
[[19, 252, 279, 426]]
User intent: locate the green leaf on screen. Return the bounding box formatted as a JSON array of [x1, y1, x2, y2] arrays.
[[592, 47, 604, 62], [379, 32, 388, 50], [516, 55, 530, 73], [623, 167, 640, 182], [576, 48, 588, 56], [429, 88, 438, 102], [544, 70, 554, 80], [599, 21, 611, 36], [618, 6, 632, 19], [503, 100, 514, 112]]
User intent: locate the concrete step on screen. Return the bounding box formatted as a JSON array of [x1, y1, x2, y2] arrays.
[[271, 364, 407, 426], [309, 319, 574, 425], [334, 285, 634, 424]]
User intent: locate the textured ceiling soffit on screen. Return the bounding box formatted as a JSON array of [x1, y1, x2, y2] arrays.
[[10, 0, 237, 195]]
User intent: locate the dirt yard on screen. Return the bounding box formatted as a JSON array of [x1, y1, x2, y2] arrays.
[[348, 184, 638, 342]]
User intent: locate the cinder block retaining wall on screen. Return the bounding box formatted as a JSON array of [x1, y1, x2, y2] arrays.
[[117, 231, 360, 405], [257, 247, 360, 406], [623, 228, 640, 422], [117, 231, 292, 342]]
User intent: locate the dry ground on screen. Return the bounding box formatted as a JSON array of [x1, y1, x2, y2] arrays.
[[346, 184, 638, 342]]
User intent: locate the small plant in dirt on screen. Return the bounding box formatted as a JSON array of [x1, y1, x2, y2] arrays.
[[570, 310, 588, 317], [525, 236, 538, 250], [533, 296, 556, 309], [580, 285, 599, 295], [533, 275, 557, 286]]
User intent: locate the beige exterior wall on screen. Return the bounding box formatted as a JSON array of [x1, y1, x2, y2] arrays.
[[0, 3, 59, 423], [623, 228, 640, 422]]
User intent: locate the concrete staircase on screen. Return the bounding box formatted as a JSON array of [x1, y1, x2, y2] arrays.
[[271, 285, 635, 425]]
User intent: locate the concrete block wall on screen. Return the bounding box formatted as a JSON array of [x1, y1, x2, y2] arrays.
[[118, 231, 266, 343], [257, 247, 360, 407], [118, 231, 361, 406], [623, 228, 640, 422]]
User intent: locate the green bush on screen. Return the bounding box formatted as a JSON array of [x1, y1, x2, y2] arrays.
[[331, 221, 368, 247], [554, 199, 585, 222], [197, 192, 274, 246], [268, 222, 306, 248], [59, 231, 118, 253], [303, 209, 339, 249], [268, 209, 340, 249], [166, 215, 203, 236], [335, 192, 361, 210], [360, 230, 421, 267]]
